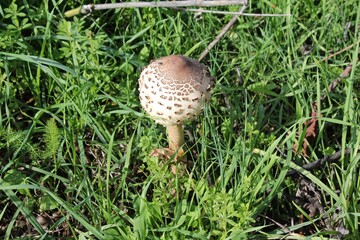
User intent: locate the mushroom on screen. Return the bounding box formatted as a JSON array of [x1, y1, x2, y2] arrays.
[[138, 55, 211, 162]]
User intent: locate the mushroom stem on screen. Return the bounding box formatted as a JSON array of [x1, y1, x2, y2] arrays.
[[167, 125, 186, 159]]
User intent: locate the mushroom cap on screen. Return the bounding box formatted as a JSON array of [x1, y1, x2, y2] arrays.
[[138, 55, 211, 126]]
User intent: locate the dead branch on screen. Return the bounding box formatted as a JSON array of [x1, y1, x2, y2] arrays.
[[320, 63, 353, 101], [321, 39, 360, 62], [173, 8, 290, 17], [286, 148, 351, 177], [259, 214, 291, 234], [65, 0, 247, 18]]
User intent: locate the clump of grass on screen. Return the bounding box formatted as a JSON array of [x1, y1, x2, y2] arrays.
[[0, 0, 359, 239]]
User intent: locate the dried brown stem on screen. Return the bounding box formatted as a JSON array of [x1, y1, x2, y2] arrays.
[[286, 148, 351, 177], [174, 8, 290, 17], [321, 39, 360, 62], [94, 0, 246, 9], [320, 63, 353, 101], [65, 0, 247, 17]]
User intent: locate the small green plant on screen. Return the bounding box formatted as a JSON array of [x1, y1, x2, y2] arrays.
[[41, 118, 60, 159], [0, 118, 60, 161], [0, 1, 32, 51]]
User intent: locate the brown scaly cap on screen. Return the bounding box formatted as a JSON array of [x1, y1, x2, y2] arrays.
[[139, 55, 211, 126]]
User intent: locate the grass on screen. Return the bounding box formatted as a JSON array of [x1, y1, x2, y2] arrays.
[[0, 0, 359, 239]]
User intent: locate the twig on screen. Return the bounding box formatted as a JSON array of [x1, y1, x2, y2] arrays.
[[259, 214, 291, 234], [65, 0, 247, 17], [286, 148, 351, 177], [320, 63, 353, 101], [174, 8, 290, 17], [321, 39, 360, 62], [198, 5, 248, 61]]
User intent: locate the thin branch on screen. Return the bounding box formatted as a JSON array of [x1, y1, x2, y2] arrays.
[[321, 38, 360, 62], [174, 8, 290, 16], [65, 0, 247, 17], [286, 148, 351, 177], [198, 5, 248, 61], [259, 214, 291, 234], [320, 63, 353, 101], [95, 0, 246, 9]]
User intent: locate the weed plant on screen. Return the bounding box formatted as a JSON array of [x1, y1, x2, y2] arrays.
[[0, 0, 359, 239]]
